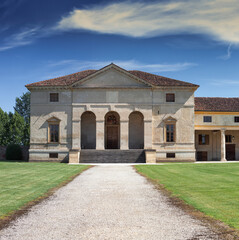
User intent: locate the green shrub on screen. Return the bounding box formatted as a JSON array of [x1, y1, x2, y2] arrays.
[[6, 144, 22, 160]]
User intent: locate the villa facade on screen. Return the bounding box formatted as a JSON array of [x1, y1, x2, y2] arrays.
[[26, 64, 239, 163]]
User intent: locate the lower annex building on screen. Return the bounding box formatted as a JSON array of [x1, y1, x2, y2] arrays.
[[26, 63, 239, 163]]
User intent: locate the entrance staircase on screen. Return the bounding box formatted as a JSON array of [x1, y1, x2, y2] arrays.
[[80, 150, 145, 163]]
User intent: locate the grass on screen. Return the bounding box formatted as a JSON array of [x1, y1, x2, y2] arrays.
[[135, 163, 239, 230], [0, 161, 89, 218]]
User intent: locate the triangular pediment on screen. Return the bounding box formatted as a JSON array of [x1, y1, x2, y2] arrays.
[[72, 64, 152, 88]]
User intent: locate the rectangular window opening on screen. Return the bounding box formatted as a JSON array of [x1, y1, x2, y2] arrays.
[[50, 93, 59, 102], [226, 135, 232, 143], [49, 124, 59, 143], [203, 116, 212, 122], [166, 153, 175, 158], [235, 116, 239, 123], [199, 134, 209, 145], [166, 93, 175, 102], [166, 124, 175, 142], [49, 153, 58, 158]]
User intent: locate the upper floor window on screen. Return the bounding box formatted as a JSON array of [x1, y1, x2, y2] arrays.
[[235, 116, 239, 123], [166, 93, 175, 102], [203, 116, 212, 122], [50, 93, 59, 102], [166, 124, 175, 142], [199, 134, 209, 145]]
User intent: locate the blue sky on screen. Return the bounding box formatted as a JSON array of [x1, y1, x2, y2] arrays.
[[0, 0, 239, 112]]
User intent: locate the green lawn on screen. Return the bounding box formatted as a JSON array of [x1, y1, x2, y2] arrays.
[[0, 161, 89, 218], [135, 163, 239, 230]]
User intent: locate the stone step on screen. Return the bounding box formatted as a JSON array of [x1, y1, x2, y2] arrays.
[[80, 150, 145, 163]]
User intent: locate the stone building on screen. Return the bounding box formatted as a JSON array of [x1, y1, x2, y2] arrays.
[[26, 63, 239, 163]]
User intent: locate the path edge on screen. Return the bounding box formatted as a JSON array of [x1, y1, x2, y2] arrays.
[[0, 165, 92, 231], [133, 165, 239, 240]]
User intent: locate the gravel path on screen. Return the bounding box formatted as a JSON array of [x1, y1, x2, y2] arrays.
[[0, 165, 215, 240]]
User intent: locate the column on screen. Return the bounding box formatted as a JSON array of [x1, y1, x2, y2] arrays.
[[120, 120, 129, 149], [72, 120, 81, 149], [221, 129, 226, 161], [96, 120, 105, 150], [144, 120, 153, 149]]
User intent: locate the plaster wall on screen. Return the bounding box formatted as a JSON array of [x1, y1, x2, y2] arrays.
[[195, 113, 239, 126]]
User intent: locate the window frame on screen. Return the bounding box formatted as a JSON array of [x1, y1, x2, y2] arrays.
[[225, 135, 232, 143], [203, 116, 212, 123], [198, 134, 209, 145], [166, 93, 175, 103], [235, 116, 239, 123], [165, 121, 176, 143], [47, 117, 61, 144], [50, 93, 59, 102]]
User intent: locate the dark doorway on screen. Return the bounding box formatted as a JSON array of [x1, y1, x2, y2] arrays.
[[81, 111, 96, 149], [226, 144, 236, 160], [196, 151, 208, 161], [129, 111, 144, 149], [105, 112, 120, 149]]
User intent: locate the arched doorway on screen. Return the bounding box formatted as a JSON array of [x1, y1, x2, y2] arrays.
[[129, 111, 144, 149], [81, 111, 96, 149], [105, 112, 120, 149]]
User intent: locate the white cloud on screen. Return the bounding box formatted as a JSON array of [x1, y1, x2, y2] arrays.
[[0, 27, 40, 51], [47, 59, 197, 73], [219, 44, 233, 60], [57, 0, 239, 43], [211, 79, 239, 86]]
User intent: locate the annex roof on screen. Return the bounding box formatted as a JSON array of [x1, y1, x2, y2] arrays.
[[26, 63, 198, 88], [195, 97, 239, 112]]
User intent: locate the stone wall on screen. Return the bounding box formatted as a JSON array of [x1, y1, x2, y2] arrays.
[[0, 146, 29, 161]]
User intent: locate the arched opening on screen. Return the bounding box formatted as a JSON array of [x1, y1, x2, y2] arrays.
[[105, 111, 120, 149], [81, 111, 96, 149], [129, 111, 144, 149]]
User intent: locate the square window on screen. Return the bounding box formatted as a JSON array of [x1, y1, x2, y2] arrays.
[[166, 153, 175, 158], [166, 93, 175, 102], [49, 153, 58, 158], [203, 116, 212, 122], [50, 93, 59, 102], [235, 116, 239, 123]]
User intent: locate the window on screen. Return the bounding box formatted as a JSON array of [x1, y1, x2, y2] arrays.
[[203, 116, 212, 122], [50, 93, 59, 102], [166, 124, 175, 142], [235, 116, 239, 123], [49, 153, 58, 158], [47, 117, 61, 143], [226, 135, 232, 143], [166, 93, 175, 102], [166, 153, 175, 158], [199, 134, 209, 145], [49, 124, 59, 143]]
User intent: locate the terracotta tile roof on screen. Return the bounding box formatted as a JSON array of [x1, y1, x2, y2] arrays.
[[195, 97, 239, 112], [129, 70, 198, 87], [26, 67, 198, 88], [26, 70, 97, 87]]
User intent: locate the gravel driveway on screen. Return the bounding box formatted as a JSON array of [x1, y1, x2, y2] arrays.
[[0, 165, 215, 240]]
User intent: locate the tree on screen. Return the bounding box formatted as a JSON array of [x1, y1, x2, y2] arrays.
[[14, 91, 30, 145], [0, 108, 9, 145], [5, 112, 25, 145], [14, 91, 30, 123]]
